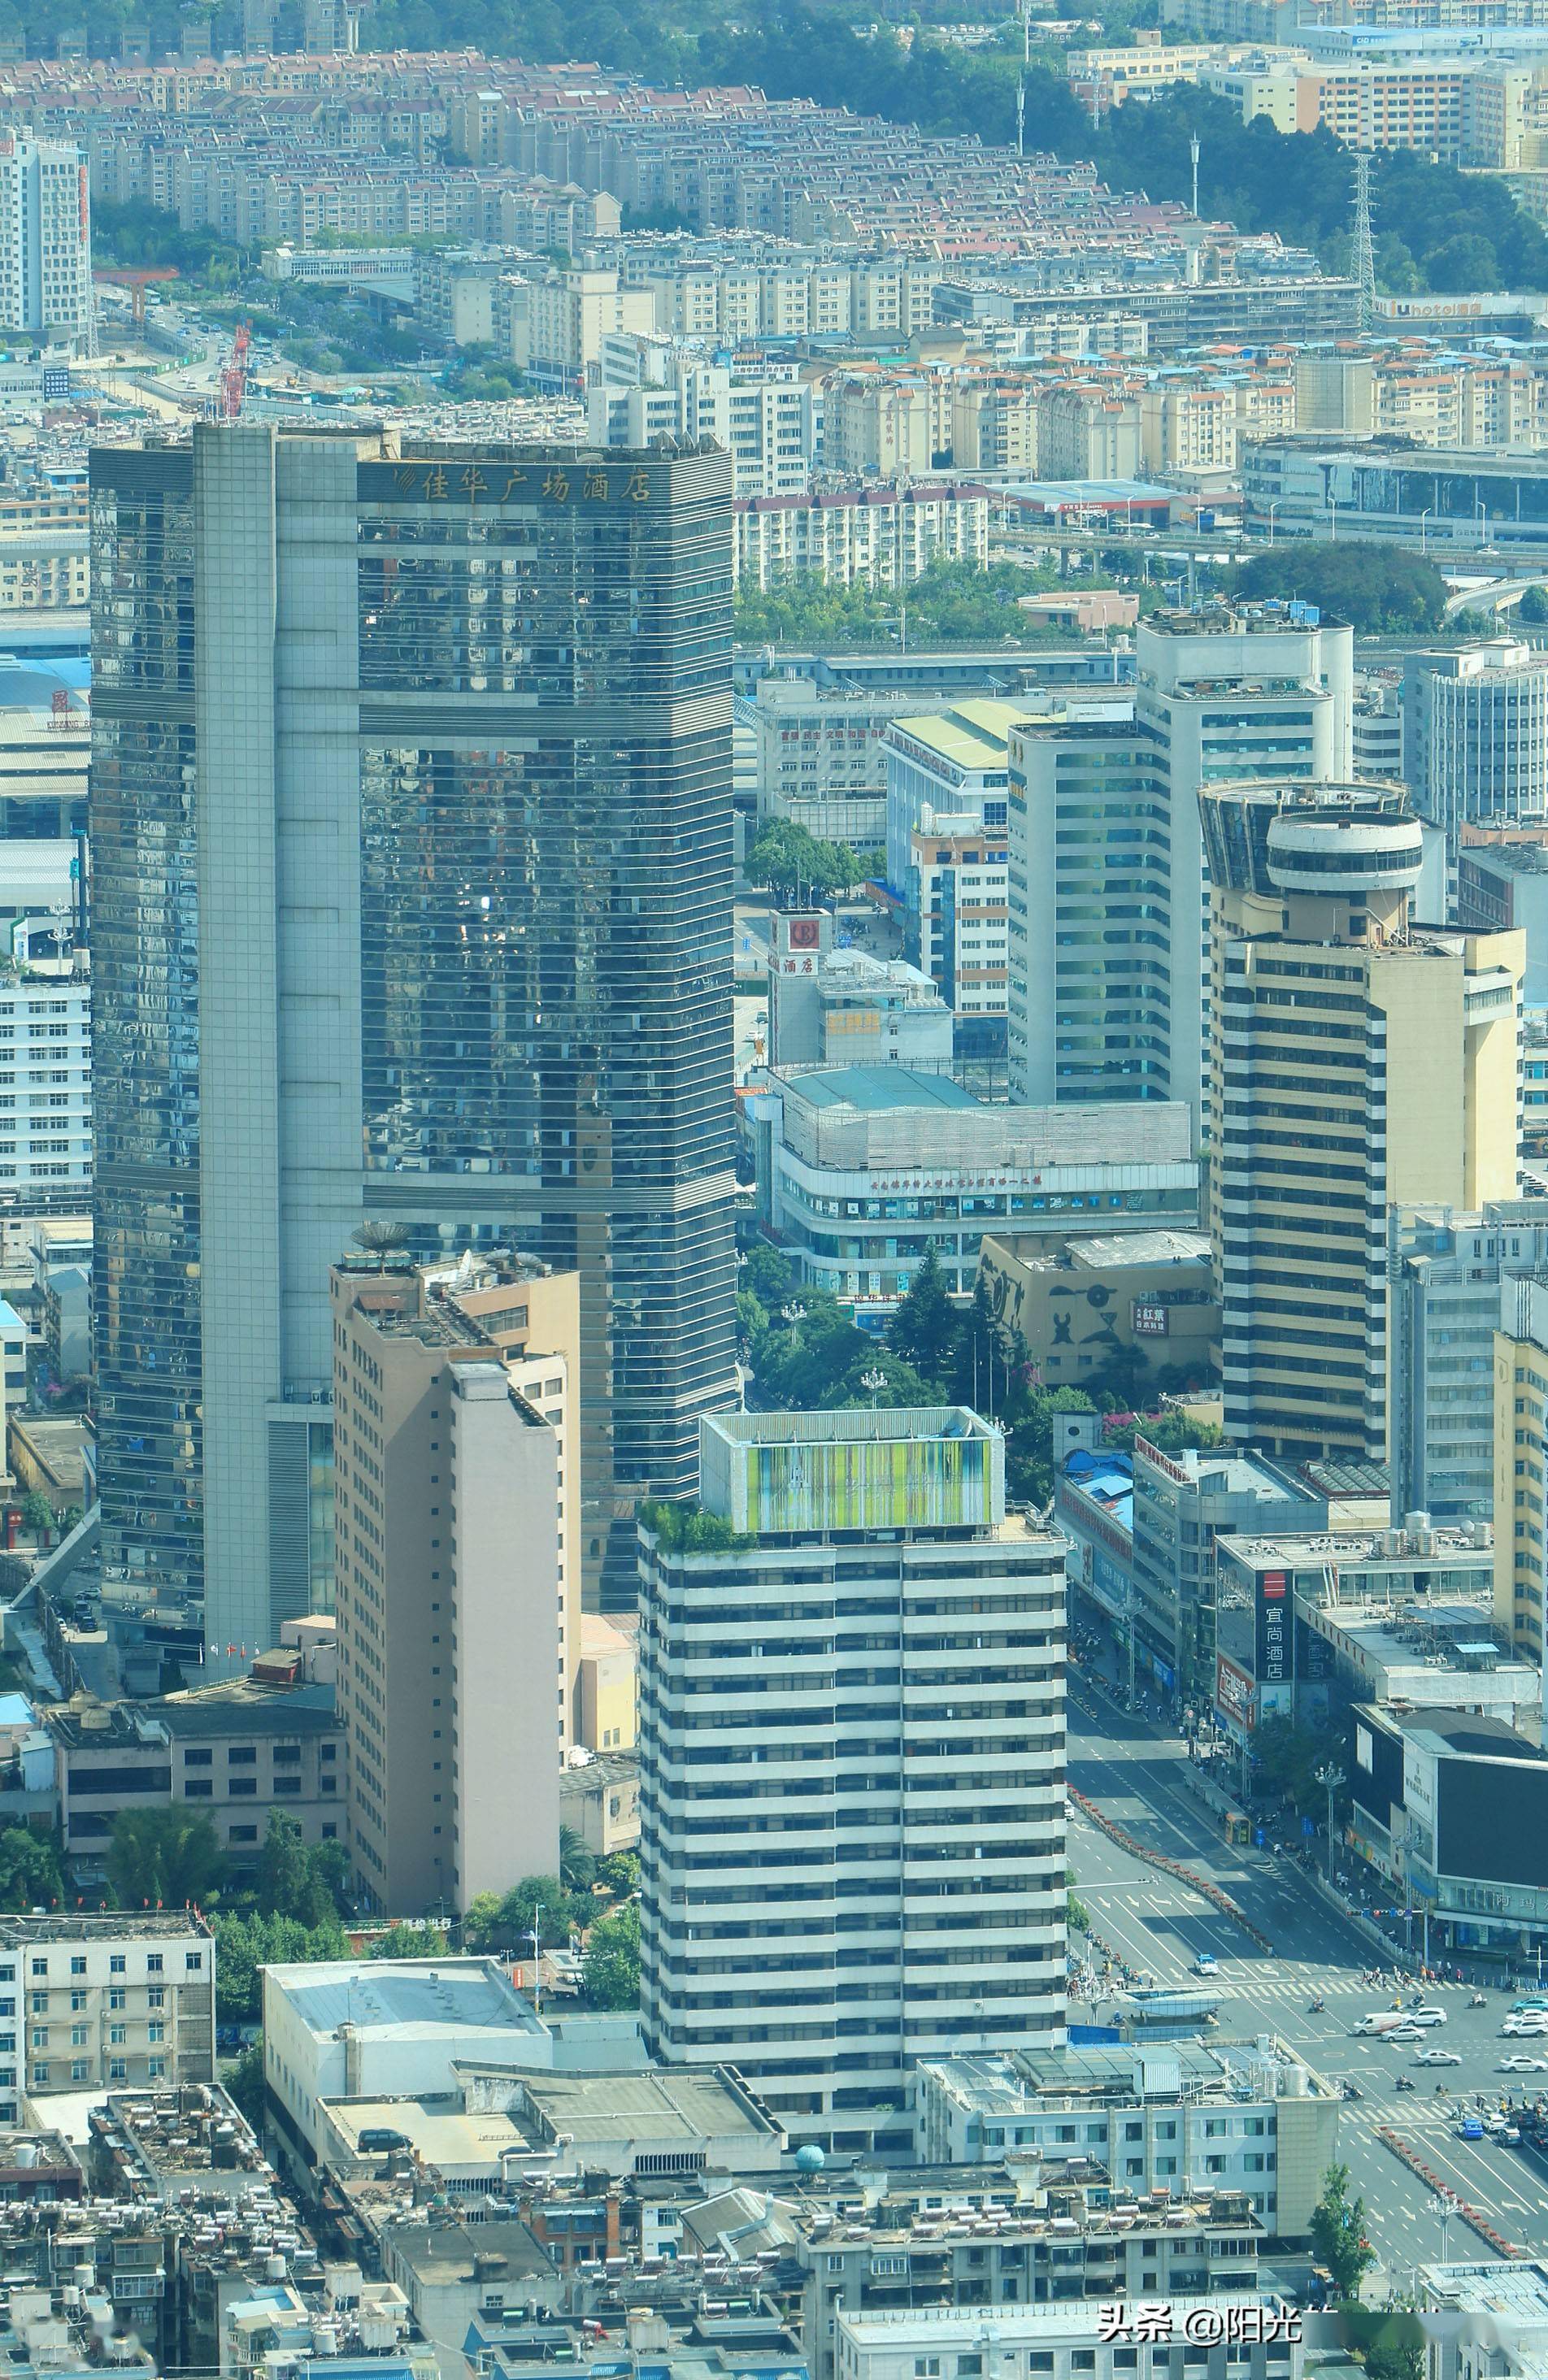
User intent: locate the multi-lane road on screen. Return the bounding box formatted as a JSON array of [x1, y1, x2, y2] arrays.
[[1068, 1673, 1548, 2278]]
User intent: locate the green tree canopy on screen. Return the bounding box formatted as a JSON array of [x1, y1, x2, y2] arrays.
[[887, 1246, 958, 1390], [1231, 541, 1448, 634], [107, 1808, 225, 1911], [213, 1908, 349, 2024], [467, 1876, 578, 1952], [746, 821, 862, 906], [0, 1825, 61, 1913], [559, 1825, 598, 1896], [581, 1899, 641, 2010], [1310, 2163, 1376, 2299], [369, 1921, 450, 1959]]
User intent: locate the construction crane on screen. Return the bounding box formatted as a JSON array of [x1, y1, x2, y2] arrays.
[[218, 319, 251, 423]]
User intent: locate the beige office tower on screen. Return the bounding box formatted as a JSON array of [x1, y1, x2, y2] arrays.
[[1201, 783, 1522, 1463], [1495, 1276, 1548, 1663], [330, 1255, 580, 1917]]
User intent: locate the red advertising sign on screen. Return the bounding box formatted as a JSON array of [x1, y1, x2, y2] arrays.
[[1215, 1653, 1256, 1729]]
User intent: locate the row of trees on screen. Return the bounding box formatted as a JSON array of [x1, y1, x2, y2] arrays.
[[736, 560, 1072, 654]]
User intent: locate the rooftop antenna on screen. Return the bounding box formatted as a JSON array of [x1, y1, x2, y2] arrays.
[[1351, 149, 1376, 332], [1189, 132, 1200, 218]]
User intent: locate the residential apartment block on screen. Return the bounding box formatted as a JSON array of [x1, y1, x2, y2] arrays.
[[0, 1913, 215, 2117], [733, 484, 988, 593]]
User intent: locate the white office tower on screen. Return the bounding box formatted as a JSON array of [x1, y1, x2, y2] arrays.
[[1402, 639, 1548, 855], [0, 136, 91, 344], [1007, 603, 1354, 1121], [637, 1407, 1068, 2156]]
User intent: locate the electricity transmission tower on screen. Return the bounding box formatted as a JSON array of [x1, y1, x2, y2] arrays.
[[1351, 150, 1376, 332]]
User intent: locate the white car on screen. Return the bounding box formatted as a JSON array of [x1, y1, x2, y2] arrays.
[[1386, 2023, 1426, 2043], [1503, 2017, 1548, 2036], [1415, 2047, 1462, 2065], [1499, 2054, 1548, 2072], [1408, 2007, 1447, 2026]]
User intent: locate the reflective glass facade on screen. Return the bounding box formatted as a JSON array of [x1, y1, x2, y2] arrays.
[[89, 463, 203, 1605], [92, 430, 737, 1635]]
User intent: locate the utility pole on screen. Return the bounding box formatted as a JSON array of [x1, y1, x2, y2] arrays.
[[1017, 76, 1026, 159], [1189, 132, 1200, 219], [1315, 1763, 1345, 1885]]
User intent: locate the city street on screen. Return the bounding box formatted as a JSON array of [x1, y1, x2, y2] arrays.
[[1068, 1673, 1548, 2272]]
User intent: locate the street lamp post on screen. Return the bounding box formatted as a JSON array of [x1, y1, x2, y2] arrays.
[[530, 1905, 543, 2014], [1420, 506, 1433, 554], [1266, 499, 1281, 548], [1315, 1763, 1345, 1887]]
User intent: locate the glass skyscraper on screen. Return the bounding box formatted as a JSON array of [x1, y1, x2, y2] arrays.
[[90, 425, 737, 1648]]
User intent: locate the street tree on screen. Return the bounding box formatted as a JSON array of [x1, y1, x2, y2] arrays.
[[1310, 2164, 1374, 2300]]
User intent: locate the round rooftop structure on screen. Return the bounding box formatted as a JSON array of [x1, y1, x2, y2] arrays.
[[1265, 799, 1424, 897]]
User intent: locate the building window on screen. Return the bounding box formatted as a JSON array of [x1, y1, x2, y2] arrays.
[[185, 1953, 203, 1972], [108, 2025, 126, 2046], [146, 1956, 163, 1974], [69, 1957, 85, 1977], [108, 2059, 125, 2082], [147, 1988, 164, 2010], [109, 1955, 125, 1974], [107, 1989, 125, 2011], [28, 1961, 45, 1978]]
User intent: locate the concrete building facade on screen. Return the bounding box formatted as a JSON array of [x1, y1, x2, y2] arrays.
[[750, 1066, 1199, 1323], [638, 1409, 1068, 2152], [1008, 606, 1354, 1120], [0, 1913, 215, 2122], [0, 137, 92, 344], [1403, 640, 1548, 856], [1389, 1200, 1548, 1526], [331, 1256, 572, 1917], [1202, 781, 1523, 1461]]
